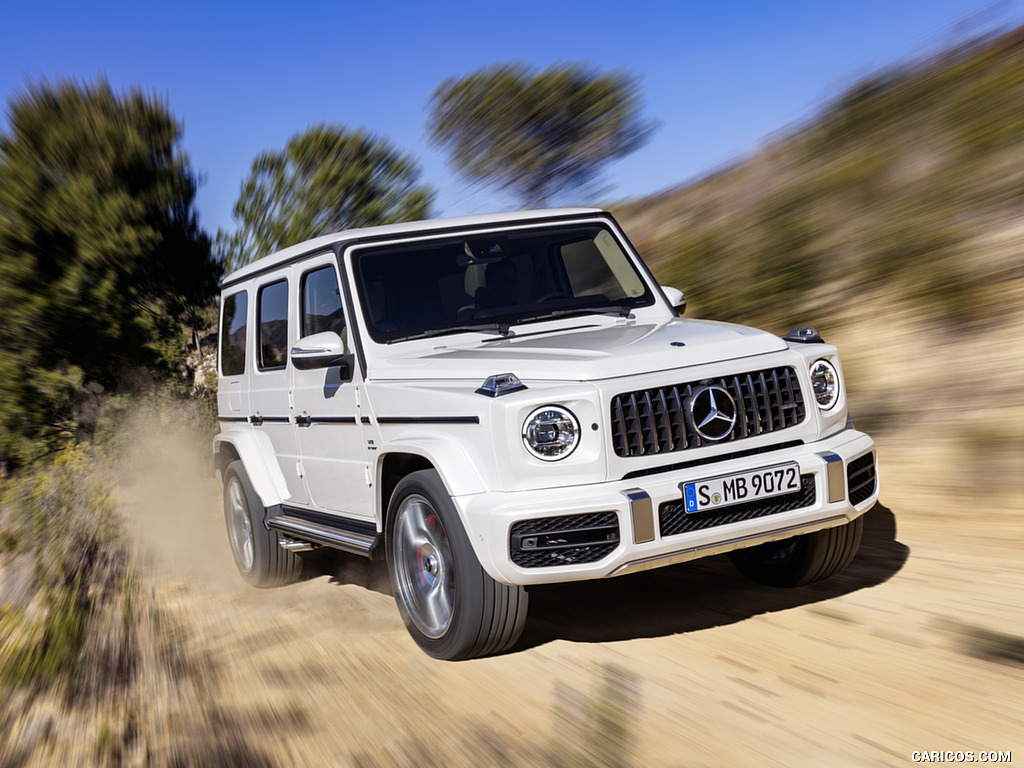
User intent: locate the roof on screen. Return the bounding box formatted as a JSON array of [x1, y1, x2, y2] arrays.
[[221, 208, 605, 287]]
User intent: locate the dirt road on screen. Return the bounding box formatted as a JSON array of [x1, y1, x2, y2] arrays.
[[120, 371, 1023, 767]]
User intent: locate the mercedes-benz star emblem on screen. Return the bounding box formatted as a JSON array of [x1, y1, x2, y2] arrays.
[[688, 385, 737, 441]]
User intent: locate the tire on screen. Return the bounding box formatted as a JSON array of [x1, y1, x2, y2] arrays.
[[386, 470, 528, 660], [727, 516, 863, 587], [223, 460, 301, 588]]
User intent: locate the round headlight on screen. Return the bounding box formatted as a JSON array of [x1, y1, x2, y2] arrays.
[[809, 359, 840, 410], [522, 406, 580, 461]]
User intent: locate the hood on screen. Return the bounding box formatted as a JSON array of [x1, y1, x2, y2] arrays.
[[368, 318, 789, 382]]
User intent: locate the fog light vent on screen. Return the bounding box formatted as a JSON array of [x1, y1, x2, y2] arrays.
[[510, 512, 619, 568]]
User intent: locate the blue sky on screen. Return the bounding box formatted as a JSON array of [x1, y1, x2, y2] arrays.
[[2, 0, 1020, 237]]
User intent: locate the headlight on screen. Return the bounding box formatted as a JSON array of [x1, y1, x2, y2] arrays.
[[809, 359, 840, 410], [522, 406, 580, 461]]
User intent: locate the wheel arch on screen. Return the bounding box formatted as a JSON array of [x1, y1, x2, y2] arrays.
[[375, 436, 486, 526], [213, 430, 289, 508]]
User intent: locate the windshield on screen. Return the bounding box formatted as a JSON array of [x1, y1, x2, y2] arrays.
[[353, 223, 655, 343]]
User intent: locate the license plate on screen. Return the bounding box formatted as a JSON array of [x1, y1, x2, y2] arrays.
[[681, 462, 801, 514]]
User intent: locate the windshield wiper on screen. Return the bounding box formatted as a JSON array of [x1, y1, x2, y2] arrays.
[[388, 304, 633, 343], [386, 322, 511, 343], [511, 304, 634, 326]]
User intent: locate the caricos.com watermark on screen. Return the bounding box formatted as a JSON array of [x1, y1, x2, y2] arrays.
[[911, 752, 1011, 763]]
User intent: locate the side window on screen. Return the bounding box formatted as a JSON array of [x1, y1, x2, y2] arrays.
[[220, 290, 248, 376], [301, 265, 346, 340], [257, 279, 289, 370]]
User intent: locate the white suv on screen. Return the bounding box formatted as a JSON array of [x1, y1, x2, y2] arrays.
[[215, 208, 878, 660]]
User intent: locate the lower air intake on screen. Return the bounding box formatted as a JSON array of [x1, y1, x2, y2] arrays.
[[660, 475, 816, 537], [847, 452, 877, 505], [510, 511, 619, 568]]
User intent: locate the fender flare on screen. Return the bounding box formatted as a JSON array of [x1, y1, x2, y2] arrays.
[[213, 429, 290, 508], [377, 434, 487, 498]]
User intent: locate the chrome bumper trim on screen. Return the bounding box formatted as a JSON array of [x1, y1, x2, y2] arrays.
[[609, 513, 848, 577]]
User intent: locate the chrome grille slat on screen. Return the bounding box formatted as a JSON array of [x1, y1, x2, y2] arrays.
[[655, 389, 672, 452], [612, 398, 628, 456], [729, 376, 747, 438], [611, 366, 806, 458], [783, 368, 799, 426], [759, 371, 773, 432], [746, 373, 760, 436], [669, 386, 687, 448], [627, 394, 641, 455], [771, 369, 784, 427], [641, 390, 656, 454]]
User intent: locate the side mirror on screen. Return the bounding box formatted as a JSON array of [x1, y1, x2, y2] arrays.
[[291, 331, 350, 371], [661, 286, 686, 315]]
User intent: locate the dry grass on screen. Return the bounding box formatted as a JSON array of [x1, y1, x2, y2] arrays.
[[0, 437, 275, 767]]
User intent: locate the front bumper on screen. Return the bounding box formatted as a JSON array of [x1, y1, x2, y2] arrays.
[[456, 428, 878, 585]]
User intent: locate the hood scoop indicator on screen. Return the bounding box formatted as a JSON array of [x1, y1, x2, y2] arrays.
[[476, 372, 528, 398]]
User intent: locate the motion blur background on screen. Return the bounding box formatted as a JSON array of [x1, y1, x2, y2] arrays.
[[1, 1, 1022, 765]]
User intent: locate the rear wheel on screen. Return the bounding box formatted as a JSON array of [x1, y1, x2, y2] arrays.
[[727, 516, 863, 587], [223, 461, 301, 588], [387, 470, 528, 660]]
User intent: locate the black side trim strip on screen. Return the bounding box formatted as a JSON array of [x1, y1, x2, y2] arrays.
[[376, 416, 480, 425], [247, 414, 291, 426], [248, 415, 290, 426], [224, 414, 362, 425]]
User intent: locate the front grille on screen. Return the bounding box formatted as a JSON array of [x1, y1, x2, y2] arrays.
[[509, 511, 619, 568], [659, 474, 816, 537], [610, 367, 805, 458], [847, 452, 876, 505]]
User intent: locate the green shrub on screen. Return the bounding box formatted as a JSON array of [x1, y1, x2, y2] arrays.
[[0, 445, 130, 696]]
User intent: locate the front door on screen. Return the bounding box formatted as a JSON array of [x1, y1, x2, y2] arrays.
[[290, 255, 374, 520]]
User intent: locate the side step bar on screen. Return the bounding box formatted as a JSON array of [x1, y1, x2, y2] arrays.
[[266, 506, 381, 559]]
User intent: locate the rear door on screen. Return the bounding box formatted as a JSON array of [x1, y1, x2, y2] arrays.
[[250, 274, 308, 504]]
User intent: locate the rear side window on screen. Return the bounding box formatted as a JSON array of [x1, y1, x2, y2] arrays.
[[258, 279, 289, 370], [301, 265, 346, 338], [220, 290, 248, 376]]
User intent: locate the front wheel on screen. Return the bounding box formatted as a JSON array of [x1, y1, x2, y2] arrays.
[[386, 470, 528, 660], [727, 516, 863, 587]]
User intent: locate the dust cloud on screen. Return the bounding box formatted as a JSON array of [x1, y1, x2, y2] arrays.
[[112, 402, 237, 586]]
